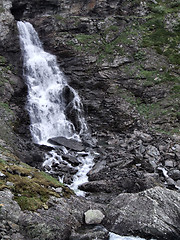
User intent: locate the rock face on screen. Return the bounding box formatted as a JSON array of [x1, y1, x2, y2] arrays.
[[104, 187, 180, 240], [0, 188, 105, 240]]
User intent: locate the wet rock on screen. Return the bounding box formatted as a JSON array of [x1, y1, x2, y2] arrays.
[[48, 136, 84, 151], [84, 209, 105, 225], [70, 225, 109, 240], [62, 154, 80, 166], [104, 187, 180, 240], [79, 180, 111, 193], [166, 177, 176, 187]]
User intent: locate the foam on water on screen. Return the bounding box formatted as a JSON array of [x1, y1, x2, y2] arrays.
[[17, 21, 94, 195], [109, 232, 156, 240]]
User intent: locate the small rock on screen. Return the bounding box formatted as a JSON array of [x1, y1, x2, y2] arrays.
[[166, 177, 175, 186], [53, 187, 63, 193], [169, 170, 180, 181], [10, 233, 24, 240], [7, 221, 19, 231], [146, 145, 160, 160], [84, 209, 105, 225], [176, 180, 180, 187], [62, 154, 80, 166], [42, 203, 49, 210], [0, 171, 6, 179], [6, 182, 14, 187], [134, 130, 153, 142], [165, 160, 174, 168], [2, 236, 11, 239]]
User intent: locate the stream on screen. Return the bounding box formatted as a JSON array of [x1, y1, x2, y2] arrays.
[[17, 21, 156, 240]]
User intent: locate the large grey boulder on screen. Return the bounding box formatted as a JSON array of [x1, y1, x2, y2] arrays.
[[104, 187, 180, 240]]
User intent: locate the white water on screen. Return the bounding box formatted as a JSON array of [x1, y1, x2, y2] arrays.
[[17, 21, 94, 194], [109, 233, 156, 240], [17, 21, 87, 144]]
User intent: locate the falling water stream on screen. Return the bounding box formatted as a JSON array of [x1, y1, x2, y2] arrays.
[[17, 21, 94, 196], [17, 21, 156, 240]]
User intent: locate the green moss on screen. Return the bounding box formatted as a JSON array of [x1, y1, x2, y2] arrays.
[[113, 32, 132, 45], [133, 50, 146, 60], [0, 56, 6, 64], [15, 196, 45, 211], [172, 84, 180, 93], [0, 156, 73, 211], [0, 102, 13, 113], [169, 0, 180, 8], [0, 6, 5, 13], [54, 15, 65, 21]]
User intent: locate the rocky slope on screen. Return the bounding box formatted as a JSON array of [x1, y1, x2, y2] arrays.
[[0, 0, 180, 239]]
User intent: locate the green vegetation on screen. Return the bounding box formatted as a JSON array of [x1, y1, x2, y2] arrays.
[[117, 86, 180, 135], [0, 147, 73, 211], [54, 15, 65, 21], [141, 1, 180, 65], [0, 6, 5, 13], [0, 56, 6, 64], [0, 102, 13, 114]]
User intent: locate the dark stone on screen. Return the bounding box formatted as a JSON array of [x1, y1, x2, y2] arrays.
[[70, 225, 109, 240], [169, 170, 180, 181], [48, 136, 84, 151], [62, 154, 80, 166], [104, 187, 180, 240]]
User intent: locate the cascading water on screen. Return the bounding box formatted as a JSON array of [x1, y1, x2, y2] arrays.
[[17, 21, 87, 144], [17, 21, 94, 195], [17, 21, 157, 240]]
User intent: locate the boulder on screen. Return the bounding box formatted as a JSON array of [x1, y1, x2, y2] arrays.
[[104, 187, 180, 240], [84, 209, 105, 225], [70, 225, 109, 240], [48, 136, 84, 151]]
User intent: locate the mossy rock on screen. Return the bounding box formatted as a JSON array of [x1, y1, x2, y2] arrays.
[[0, 146, 74, 211]]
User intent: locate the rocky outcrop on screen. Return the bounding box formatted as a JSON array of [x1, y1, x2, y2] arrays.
[[0, 140, 105, 239], [104, 187, 180, 240], [0, 189, 105, 240]]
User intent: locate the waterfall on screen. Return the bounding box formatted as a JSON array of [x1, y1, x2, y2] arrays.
[[17, 21, 94, 195], [17, 21, 88, 145]]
